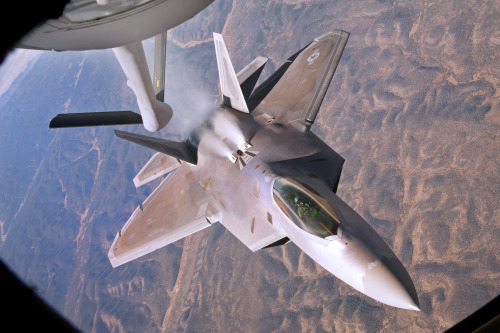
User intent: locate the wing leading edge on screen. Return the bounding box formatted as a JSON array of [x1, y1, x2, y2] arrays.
[[108, 165, 216, 267], [252, 30, 349, 131]]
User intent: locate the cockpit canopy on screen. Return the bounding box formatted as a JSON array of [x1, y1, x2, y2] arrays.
[[273, 177, 341, 239]]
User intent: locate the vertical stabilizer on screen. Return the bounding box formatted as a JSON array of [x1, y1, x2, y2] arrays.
[[213, 33, 249, 113], [236, 56, 267, 103], [114, 130, 197, 165]]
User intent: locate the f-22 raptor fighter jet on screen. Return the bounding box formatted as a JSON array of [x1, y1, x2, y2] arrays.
[[53, 30, 420, 310]]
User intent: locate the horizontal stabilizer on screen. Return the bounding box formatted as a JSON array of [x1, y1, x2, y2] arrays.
[[49, 111, 142, 128], [114, 130, 197, 165], [109, 166, 214, 267], [133, 152, 181, 188], [213, 33, 249, 113], [236, 56, 267, 102]]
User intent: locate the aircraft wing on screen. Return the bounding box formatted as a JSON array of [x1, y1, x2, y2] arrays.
[[252, 30, 349, 131], [108, 165, 215, 267]]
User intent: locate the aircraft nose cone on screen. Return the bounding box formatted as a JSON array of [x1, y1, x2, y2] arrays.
[[362, 259, 420, 311]]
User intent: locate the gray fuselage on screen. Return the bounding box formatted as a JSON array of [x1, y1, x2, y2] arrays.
[[184, 107, 419, 310]]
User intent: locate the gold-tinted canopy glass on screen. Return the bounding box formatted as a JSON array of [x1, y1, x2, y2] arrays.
[[273, 178, 340, 239]]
